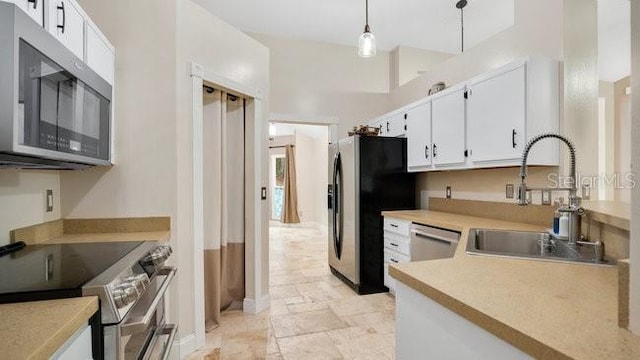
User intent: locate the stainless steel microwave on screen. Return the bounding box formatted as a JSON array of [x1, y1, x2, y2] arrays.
[[0, 3, 112, 169]]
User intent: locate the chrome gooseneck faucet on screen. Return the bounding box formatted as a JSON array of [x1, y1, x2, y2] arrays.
[[518, 133, 583, 245]]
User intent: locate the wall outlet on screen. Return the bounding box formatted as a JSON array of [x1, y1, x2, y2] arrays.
[[582, 185, 591, 200], [46, 190, 53, 212], [261, 187, 267, 200], [541, 190, 552, 205], [506, 184, 514, 199], [446, 186, 452, 199]]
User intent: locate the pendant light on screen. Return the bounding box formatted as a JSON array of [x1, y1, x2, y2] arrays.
[[456, 0, 468, 53], [358, 0, 376, 58]]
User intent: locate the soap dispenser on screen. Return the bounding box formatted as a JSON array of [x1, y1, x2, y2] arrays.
[[558, 212, 570, 238]]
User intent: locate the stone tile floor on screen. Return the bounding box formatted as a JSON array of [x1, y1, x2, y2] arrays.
[[187, 222, 396, 359]]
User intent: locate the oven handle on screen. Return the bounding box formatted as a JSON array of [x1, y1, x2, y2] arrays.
[[160, 324, 178, 360], [121, 266, 176, 336]]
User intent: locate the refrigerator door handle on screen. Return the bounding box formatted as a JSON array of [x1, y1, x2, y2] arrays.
[[333, 152, 342, 259]]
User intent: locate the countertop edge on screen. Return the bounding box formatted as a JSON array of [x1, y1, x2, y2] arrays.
[[33, 297, 99, 359]]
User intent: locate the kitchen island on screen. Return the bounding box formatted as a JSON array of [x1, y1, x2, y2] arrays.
[[385, 210, 640, 359]]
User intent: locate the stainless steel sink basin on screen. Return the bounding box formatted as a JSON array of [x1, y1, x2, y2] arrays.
[[466, 229, 615, 266]]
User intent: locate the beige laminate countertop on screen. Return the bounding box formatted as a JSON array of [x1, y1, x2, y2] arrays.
[[40, 230, 170, 245], [384, 210, 640, 360], [583, 200, 631, 231], [0, 297, 98, 360]]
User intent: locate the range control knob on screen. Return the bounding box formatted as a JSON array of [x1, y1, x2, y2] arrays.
[[126, 276, 147, 294], [122, 283, 139, 303], [113, 289, 127, 309]]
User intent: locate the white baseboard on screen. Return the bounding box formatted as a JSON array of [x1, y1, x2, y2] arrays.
[[170, 333, 198, 360], [243, 294, 271, 314]]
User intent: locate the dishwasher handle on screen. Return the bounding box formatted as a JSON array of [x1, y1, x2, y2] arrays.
[[411, 229, 459, 245]]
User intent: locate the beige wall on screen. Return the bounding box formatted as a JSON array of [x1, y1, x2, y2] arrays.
[[249, 33, 391, 138], [615, 77, 632, 203], [175, 0, 269, 339], [294, 131, 329, 226], [390, 46, 453, 89], [67, 0, 269, 344], [0, 171, 61, 246]]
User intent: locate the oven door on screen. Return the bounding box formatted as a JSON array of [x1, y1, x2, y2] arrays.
[[104, 267, 177, 360]]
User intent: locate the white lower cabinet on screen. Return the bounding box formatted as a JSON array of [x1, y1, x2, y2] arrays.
[[51, 324, 93, 360], [383, 217, 411, 293], [396, 282, 532, 360]]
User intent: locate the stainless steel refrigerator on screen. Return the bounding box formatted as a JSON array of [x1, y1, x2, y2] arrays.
[[328, 135, 415, 294]]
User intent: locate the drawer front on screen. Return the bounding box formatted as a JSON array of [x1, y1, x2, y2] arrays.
[[384, 248, 410, 265], [384, 232, 411, 257], [383, 217, 411, 236]]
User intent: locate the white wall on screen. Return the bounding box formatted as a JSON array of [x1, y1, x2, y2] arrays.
[[67, 0, 270, 347], [615, 77, 632, 203], [629, 0, 639, 335], [249, 33, 391, 138], [294, 130, 328, 226], [0, 171, 61, 246], [390, 46, 453, 89]]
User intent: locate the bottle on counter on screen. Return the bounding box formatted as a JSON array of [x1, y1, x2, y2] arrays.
[[553, 209, 561, 235], [558, 212, 570, 238]]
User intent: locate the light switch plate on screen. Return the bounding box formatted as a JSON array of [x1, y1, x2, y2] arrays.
[[261, 187, 267, 200], [541, 190, 552, 205], [46, 190, 53, 212], [582, 185, 591, 200]]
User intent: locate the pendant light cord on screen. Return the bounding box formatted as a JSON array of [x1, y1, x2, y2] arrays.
[[461, 7, 464, 52], [364, 0, 370, 32]]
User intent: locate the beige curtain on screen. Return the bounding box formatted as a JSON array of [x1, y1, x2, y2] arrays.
[[203, 90, 245, 331], [281, 145, 300, 223]]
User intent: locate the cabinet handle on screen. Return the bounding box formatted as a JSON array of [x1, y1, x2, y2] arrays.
[[512, 129, 517, 148], [386, 122, 390, 132], [390, 224, 398, 228], [28, 0, 38, 10], [390, 258, 399, 263], [390, 242, 398, 247], [433, 144, 437, 157], [425, 145, 429, 159], [57, 1, 66, 34]]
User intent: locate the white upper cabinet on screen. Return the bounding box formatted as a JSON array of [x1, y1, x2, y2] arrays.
[[466, 58, 559, 167], [384, 113, 406, 137], [467, 65, 526, 163], [11, 0, 44, 26], [47, 0, 84, 59], [432, 87, 466, 167], [86, 20, 115, 84], [406, 101, 432, 171]]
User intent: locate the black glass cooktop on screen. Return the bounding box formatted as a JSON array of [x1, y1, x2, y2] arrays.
[[0, 241, 143, 303]]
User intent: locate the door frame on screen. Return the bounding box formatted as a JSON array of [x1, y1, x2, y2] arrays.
[[190, 62, 267, 352]]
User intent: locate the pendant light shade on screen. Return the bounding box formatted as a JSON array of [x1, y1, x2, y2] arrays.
[[358, 0, 376, 58]]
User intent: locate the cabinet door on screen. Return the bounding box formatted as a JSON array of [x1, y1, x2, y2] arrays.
[[467, 65, 526, 163], [86, 22, 115, 84], [47, 0, 84, 59], [12, 0, 44, 26], [432, 89, 466, 166], [406, 102, 432, 170], [383, 114, 405, 137]]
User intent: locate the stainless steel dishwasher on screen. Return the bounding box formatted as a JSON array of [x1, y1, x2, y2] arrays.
[[410, 223, 461, 261]]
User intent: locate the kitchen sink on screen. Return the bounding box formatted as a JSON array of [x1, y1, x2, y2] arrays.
[[465, 229, 615, 266]]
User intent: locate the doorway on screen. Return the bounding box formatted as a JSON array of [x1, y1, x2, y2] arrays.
[[268, 122, 330, 227]]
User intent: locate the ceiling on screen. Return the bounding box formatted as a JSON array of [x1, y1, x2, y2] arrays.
[[194, 0, 515, 54]]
